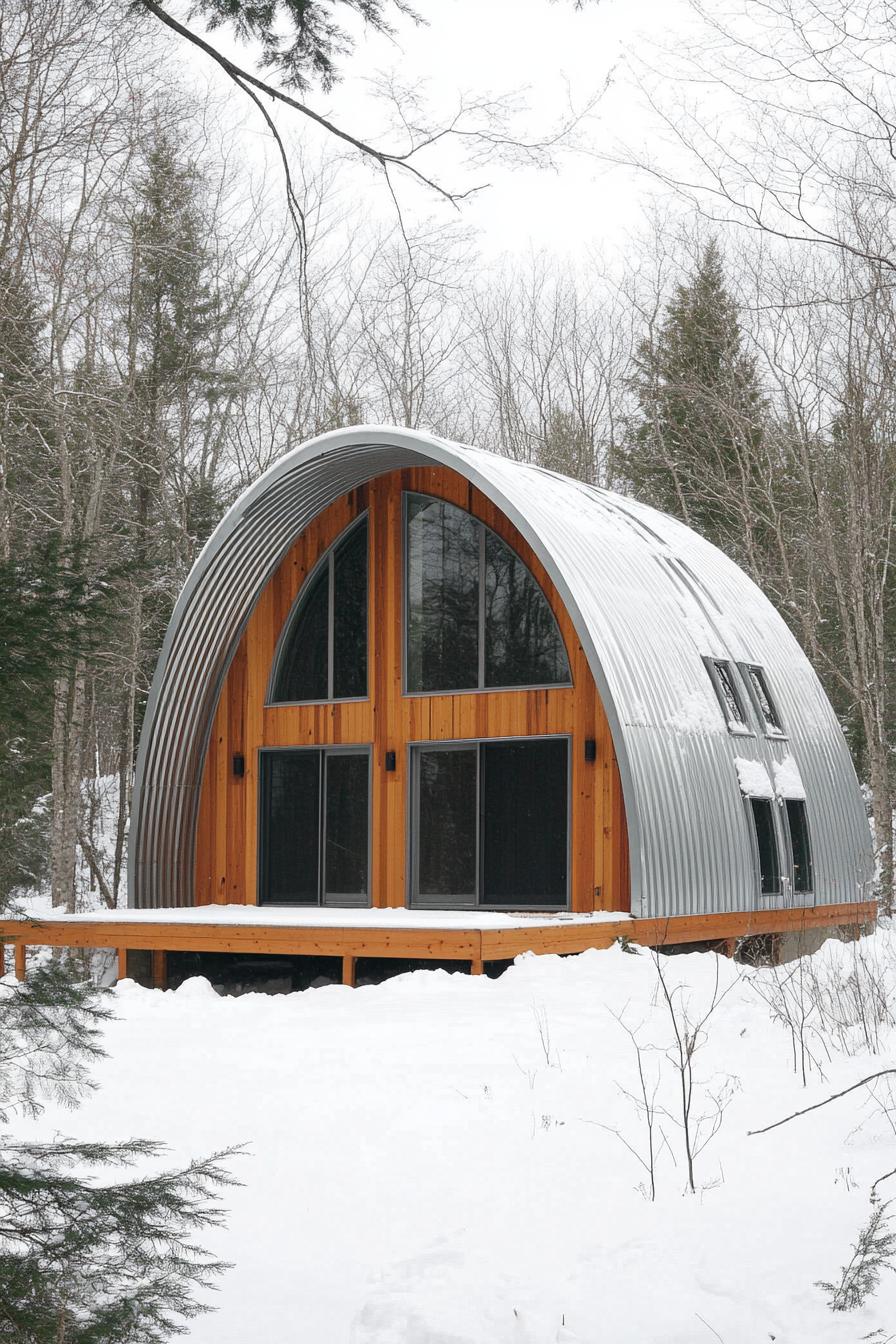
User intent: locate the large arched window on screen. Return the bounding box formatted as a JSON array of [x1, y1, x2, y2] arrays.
[[270, 515, 368, 703], [405, 493, 571, 693]]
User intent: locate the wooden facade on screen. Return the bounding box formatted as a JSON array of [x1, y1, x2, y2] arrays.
[[194, 465, 630, 914]]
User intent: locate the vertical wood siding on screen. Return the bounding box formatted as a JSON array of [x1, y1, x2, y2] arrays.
[[194, 467, 630, 912]]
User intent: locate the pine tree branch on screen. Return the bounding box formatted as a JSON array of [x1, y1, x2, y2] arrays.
[[132, 0, 468, 205]]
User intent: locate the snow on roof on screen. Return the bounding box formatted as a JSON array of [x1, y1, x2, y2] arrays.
[[734, 757, 775, 800], [773, 754, 806, 801]]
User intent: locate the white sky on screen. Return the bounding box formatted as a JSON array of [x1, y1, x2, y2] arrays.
[[171, 0, 698, 261]]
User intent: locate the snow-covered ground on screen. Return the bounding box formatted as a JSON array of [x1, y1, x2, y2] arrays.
[[17, 929, 896, 1342]]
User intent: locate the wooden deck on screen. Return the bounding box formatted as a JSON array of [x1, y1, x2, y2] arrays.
[[1, 901, 877, 987]]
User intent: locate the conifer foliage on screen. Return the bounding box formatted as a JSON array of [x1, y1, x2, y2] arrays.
[[0, 963, 235, 1342], [627, 240, 768, 556]]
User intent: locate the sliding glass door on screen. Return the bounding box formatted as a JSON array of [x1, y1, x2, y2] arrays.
[[411, 737, 569, 910], [259, 748, 370, 906]]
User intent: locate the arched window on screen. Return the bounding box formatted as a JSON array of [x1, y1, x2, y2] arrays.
[[270, 515, 368, 703], [405, 493, 571, 693]]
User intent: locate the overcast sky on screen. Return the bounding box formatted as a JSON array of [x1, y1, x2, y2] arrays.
[[175, 0, 699, 262]]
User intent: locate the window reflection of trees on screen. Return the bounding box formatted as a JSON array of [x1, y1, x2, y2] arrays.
[[406, 494, 570, 692], [417, 749, 477, 899], [485, 531, 570, 687]]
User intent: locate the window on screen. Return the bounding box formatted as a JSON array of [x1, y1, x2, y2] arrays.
[[270, 516, 368, 703], [785, 799, 813, 894], [704, 657, 749, 731], [412, 737, 569, 908], [740, 663, 784, 735], [750, 798, 781, 897], [405, 493, 570, 693], [259, 748, 369, 905]]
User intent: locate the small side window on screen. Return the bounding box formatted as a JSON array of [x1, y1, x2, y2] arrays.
[[703, 657, 749, 731], [740, 663, 784, 735], [785, 799, 813, 894], [750, 798, 782, 896]]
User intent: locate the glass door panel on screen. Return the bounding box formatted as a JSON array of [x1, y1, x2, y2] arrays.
[[323, 751, 369, 906], [481, 739, 568, 906], [259, 748, 369, 906], [411, 738, 569, 910], [259, 751, 321, 904], [415, 747, 478, 904]]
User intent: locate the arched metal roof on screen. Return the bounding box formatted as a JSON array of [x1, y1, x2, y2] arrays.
[[129, 425, 873, 916]]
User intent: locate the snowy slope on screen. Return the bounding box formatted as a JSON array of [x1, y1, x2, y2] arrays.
[[15, 932, 896, 1342]]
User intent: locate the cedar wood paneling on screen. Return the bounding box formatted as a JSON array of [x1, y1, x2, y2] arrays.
[[194, 466, 630, 912]]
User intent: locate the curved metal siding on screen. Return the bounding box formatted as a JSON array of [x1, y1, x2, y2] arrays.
[[129, 426, 873, 915]]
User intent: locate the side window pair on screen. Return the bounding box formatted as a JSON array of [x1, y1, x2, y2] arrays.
[[704, 658, 784, 737], [749, 796, 813, 898]]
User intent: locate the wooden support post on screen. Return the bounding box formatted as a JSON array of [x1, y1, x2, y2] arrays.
[[470, 956, 484, 976], [117, 948, 128, 982], [342, 954, 356, 988], [151, 949, 168, 991], [14, 942, 26, 982]]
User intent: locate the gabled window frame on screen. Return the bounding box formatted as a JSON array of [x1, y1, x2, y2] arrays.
[[702, 656, 752, 735], [402, 491, 573, 697], [267, 512, 369, 707], [738, 661, 786, 738]]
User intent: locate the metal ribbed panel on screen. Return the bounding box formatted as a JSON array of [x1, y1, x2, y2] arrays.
[[128, 427, 874, 916]]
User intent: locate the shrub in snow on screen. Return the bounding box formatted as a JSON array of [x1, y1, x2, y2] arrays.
[[817, 1196, 896, 1311]]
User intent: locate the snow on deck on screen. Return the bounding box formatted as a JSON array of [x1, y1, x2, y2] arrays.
[[6, 901, 632, 930]]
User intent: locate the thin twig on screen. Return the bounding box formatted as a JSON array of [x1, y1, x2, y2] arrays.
[[748, 1071, 896, 1136]]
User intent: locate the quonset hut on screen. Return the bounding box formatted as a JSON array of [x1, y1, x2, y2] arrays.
[[2, 425, 875, 987], [131, 426, 872, 927]]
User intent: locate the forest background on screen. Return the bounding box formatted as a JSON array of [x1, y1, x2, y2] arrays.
[[3, 0, 893, 916]]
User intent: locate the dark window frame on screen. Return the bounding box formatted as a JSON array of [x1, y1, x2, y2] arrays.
[[738, 662, 786, 737], [257, 745, 372, 907], [703, 656, 752, 734], [267, 513, 369, 706], [747, 795, 783, 898], [408, 734, 571, 911], [402, 491, 573, 696], [784, 797, 814, 896]]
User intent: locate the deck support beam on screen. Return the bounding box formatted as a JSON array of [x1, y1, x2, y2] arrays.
[[470, 957, 484, 976], [151, 950, 168, 990], [342, 954, 356, 987], [14, 942, 26, 981], [117, 948, 128, 982]]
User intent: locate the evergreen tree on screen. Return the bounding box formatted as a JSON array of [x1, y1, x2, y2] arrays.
[[0, 545, 109, 898], [126, 128, 241, 705], [626, 240, 768, 555], [0, 963, 235, 1342]]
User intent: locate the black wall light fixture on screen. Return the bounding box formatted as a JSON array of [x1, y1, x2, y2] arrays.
[[232, 753, 245, 777], [584, 738, 597, 763], [385, 750, 396, 772]]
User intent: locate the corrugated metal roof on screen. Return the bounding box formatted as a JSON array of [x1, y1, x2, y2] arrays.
[[128, 426, 874, 916]]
